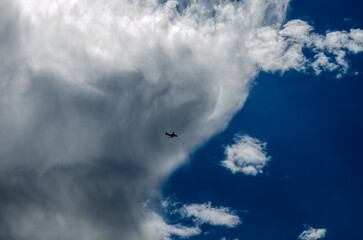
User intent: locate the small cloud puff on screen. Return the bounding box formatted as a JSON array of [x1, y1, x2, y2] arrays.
[[298, 224, 327, 240], [221, 134, 270, 176]]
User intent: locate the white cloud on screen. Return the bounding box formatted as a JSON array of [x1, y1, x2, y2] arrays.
[[0, 0, 361, 239], [179, 202, 241, 228], [142, 211, 201, 240], [311, 53, 338, 75], [221, 134, 270, 175], [143, 200, 241, 239], [0, 1, 285, 238], [246, 19, 363, 77], [298, 224, 327, 240]]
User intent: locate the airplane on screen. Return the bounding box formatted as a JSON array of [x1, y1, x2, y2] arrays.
[[165, 131, 178, 138]]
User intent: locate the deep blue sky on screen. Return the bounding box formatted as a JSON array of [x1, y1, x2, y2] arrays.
[[163, 0, 363, 239]]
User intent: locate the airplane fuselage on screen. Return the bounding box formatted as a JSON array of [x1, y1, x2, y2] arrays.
[[165, 131, 178, 138]]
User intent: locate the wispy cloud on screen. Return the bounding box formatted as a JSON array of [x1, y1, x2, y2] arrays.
[[221, 134, 270, 176], [179, 202, 241, 228], [144, 200, 241, 239], [142, 211, 201, 240], [298, 224, 327, 240]]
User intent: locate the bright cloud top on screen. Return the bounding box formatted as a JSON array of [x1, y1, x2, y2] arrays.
[[179, 202, 241, 228], [221, 134, 270, 175], [298, 224, 327, 240]]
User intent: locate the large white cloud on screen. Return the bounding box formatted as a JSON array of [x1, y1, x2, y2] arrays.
[[298, 224, 327, 240], [0, 1, 286, 239], [0, 0, 361, 239], [221, 134, 270, 175]]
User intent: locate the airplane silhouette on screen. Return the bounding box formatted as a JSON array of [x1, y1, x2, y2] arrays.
[[165, 131, 178, 138]]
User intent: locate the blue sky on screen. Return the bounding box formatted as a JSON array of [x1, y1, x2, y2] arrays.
[[0, 0, 362, 239], [163, 0, 363, 239]]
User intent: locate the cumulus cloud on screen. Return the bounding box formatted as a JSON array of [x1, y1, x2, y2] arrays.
[[179, 202, 241, 227], [0, 0, 361, 239], [298, 224, 327, 240], [0, 0, 281, 238], [246, 19, 363, 77], [221, 134, 270, 175]]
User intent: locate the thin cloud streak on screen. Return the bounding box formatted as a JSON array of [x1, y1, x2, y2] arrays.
[[179, 202, 241, 228]]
